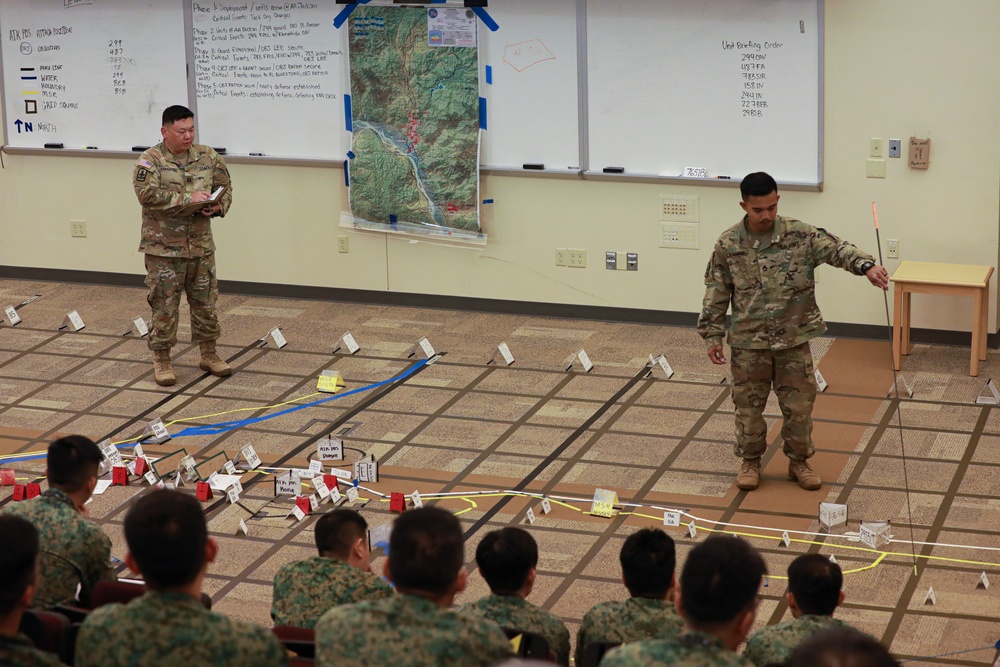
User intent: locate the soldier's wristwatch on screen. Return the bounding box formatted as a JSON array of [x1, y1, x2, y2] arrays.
[[859, 261, 875, 275]]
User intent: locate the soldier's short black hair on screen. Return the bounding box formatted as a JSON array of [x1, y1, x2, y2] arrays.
[[740, 171, 779, 200], [475, 527, 538, 595], [47, 435, 103, 492], [621, 528, 676, 598], [388, 506, 464, 596], [788, 553, 843, 616], [124, 489, 207, 589], [315, 509, 368, 559], [162, 105, 194, 126], [680, 535, 766, 626], [788, 627, 898, 667], [0, 516, 39, 616]]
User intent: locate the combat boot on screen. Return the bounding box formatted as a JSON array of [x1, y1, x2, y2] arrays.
[[788, 459, 822, 490], [199, 341, 232, 377], [735, 458, 761, 490], [152, 349, 176, 387]]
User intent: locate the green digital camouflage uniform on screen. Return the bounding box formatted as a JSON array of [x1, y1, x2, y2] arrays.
[[743, 614, 851, 666], [316, 592, 513, 667], [3, 489, 116, 608], [271, 556, 393, 629], [697, 216, 876, 460], [75, 591, 286, 667], [462, 593, 571, 666], [576, 597, 684, 666], [0, 634, 65, 667], [133, 142, 232, 351], [600, 630, 754, 667]]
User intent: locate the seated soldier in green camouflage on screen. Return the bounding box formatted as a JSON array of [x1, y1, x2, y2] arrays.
[[3, 435, 116, 608], [461, 527, 570, 665], [75, 490, 287, 667], [271, 509, 393, 628], [316, 506, 513, 667], [0, 516, 64, 667], [601, 535, 766, 667], [575, 528, 683, 665], [743, 554, 854, 666]]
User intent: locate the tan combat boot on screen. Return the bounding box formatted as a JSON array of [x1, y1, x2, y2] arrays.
[[736, 458, 761, 490], [788, 459, 822, 490], [199, 341, 232, 377], [152, 349, 176, 387]]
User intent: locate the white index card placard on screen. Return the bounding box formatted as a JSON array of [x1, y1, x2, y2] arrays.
[[411, 490, 424, 508], [819, 503, 848, 531], [318, 436, 344, 461], [4, 305, 21, 326], [241, 445, 262, 470], [132, 317, 149, 337], [62, 310, 85, 331], [268, 327, 287, 348], [663, 511, 681, 527]]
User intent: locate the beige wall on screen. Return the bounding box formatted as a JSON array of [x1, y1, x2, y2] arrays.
[[1, 1, 998, 333]]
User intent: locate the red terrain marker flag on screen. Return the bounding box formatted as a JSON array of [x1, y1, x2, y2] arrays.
[[196, 481, 213, 502]]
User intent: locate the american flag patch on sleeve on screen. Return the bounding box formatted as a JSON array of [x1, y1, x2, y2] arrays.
[[138, 159, 154, 169]]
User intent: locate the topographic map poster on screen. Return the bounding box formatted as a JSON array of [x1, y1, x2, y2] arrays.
[[346, 7, 482, 241]]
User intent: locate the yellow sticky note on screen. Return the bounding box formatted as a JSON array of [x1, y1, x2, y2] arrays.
[[317, 370, 344, 393]]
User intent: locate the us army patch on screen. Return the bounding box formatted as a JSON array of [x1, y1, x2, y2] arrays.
[[136, 168, 147, 182]]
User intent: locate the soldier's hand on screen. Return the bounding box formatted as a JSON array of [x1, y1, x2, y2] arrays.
[[191, 190, 212, 203], [707, 344, 726, 365], [866, 265, 890, 290], [200, 203, 221, 217]]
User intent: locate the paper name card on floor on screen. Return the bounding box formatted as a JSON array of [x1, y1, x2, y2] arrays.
[[317, 370, 344, 393], [591, 488, 618, 517], [210, 474, 243, 491], [525, 507, 536, 525], [923, 586, 936, 605], [814, 368, 828, 392], [819, 503, 848, 531], [859, 520, 890, 549], [487, 342, 515, 366], [145, 418, 171, 444], [976, 379, 1000, 405], [93, 479, 113, 495], [346, 486, 359, 503], [263, 327, 287, 348], [663, 511, 681, 527], [334, 331, 361, 355], [647, 354, 674, 379], [318, 436, 344, 461], [241, 445, 262, 470], [4, 305, 21, 326], [410, 490, 423, 508], [687, 521, 698, 539], [407, 336, 436, 360], [566, 349, 594, 373], [781, 531, 791, 547], [100, 440, 124, 468], [275, 474, 302, 497], [61, 310, 85, 331], [314, 476, 331, 500], [131, 317, 149, 337], [354, 456, 378, 483], [978, 571, 990, 589], [541, 498, 551, 514]]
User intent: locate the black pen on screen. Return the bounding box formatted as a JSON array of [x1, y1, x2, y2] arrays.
[[714, 175, 732, 179], [249, 152, 266, 156]]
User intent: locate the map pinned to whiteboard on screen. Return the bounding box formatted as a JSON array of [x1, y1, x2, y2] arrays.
[[503, 39, 555, 72]]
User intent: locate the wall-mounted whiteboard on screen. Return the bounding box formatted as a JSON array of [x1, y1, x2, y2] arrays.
[[191, 1, 350, 159], [587, 0, 822, 184], [0, 0, 188, 151], [479, 0, 581, 171]]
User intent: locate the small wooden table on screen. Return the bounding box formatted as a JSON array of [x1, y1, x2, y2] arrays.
[[890, 261, 994, 376]]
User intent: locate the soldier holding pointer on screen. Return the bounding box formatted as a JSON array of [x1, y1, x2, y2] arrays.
[[697, 172, 888, 491]]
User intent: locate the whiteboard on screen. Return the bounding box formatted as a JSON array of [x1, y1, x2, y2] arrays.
[[191, 1, 350, 159], [0, 0, 188, 150], [587, 0, 822, 184], [479, 0, 581, 171]]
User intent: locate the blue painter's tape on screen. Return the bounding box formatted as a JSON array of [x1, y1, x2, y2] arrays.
[[389, 214, 398, 224], [485, 65, 492, 84], [344, 95, 353, 132], [482, 199, 494, 204], [333, 3, 358, 29], [479, 97, 487, 130], [347, 150, 355, 159], [472, 7, 499, 31], [343, 161, 350, 187]]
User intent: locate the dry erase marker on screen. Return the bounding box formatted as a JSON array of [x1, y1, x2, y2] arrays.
[[85, 146, 98, 150], [603, 167, 625, 174], [714, 175, 731, 179], [249, 152, 266, 156], [523, 163, 544, 170]]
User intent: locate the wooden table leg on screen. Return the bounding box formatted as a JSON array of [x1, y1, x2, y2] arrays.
[[901, 291, 912, 356], [972, 287, 983, 376], [980, 284, 990, 362], [893, 282, 903, 370]]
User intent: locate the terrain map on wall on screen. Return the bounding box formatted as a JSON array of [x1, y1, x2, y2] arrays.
[[347, 7, 481, 239]]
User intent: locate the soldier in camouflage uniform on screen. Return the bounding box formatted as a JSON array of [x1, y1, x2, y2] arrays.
[[3, 436, 116, 608], [697, 172, 889, 491], [316, 507, 512, 667], [462, 527, 570, 665], [271, 509, 393, 628], [743, 554, 855, 666], [76, 490, 286, 667], [134, 105, 233, 387], [787, 627, 897, 667], [601, 536, 766, 667], [0, 516, 64, 667], [576, 528, 683, 665]]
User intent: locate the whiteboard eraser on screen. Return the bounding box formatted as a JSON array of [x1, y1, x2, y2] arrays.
[[44, 143, 64, 149]]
